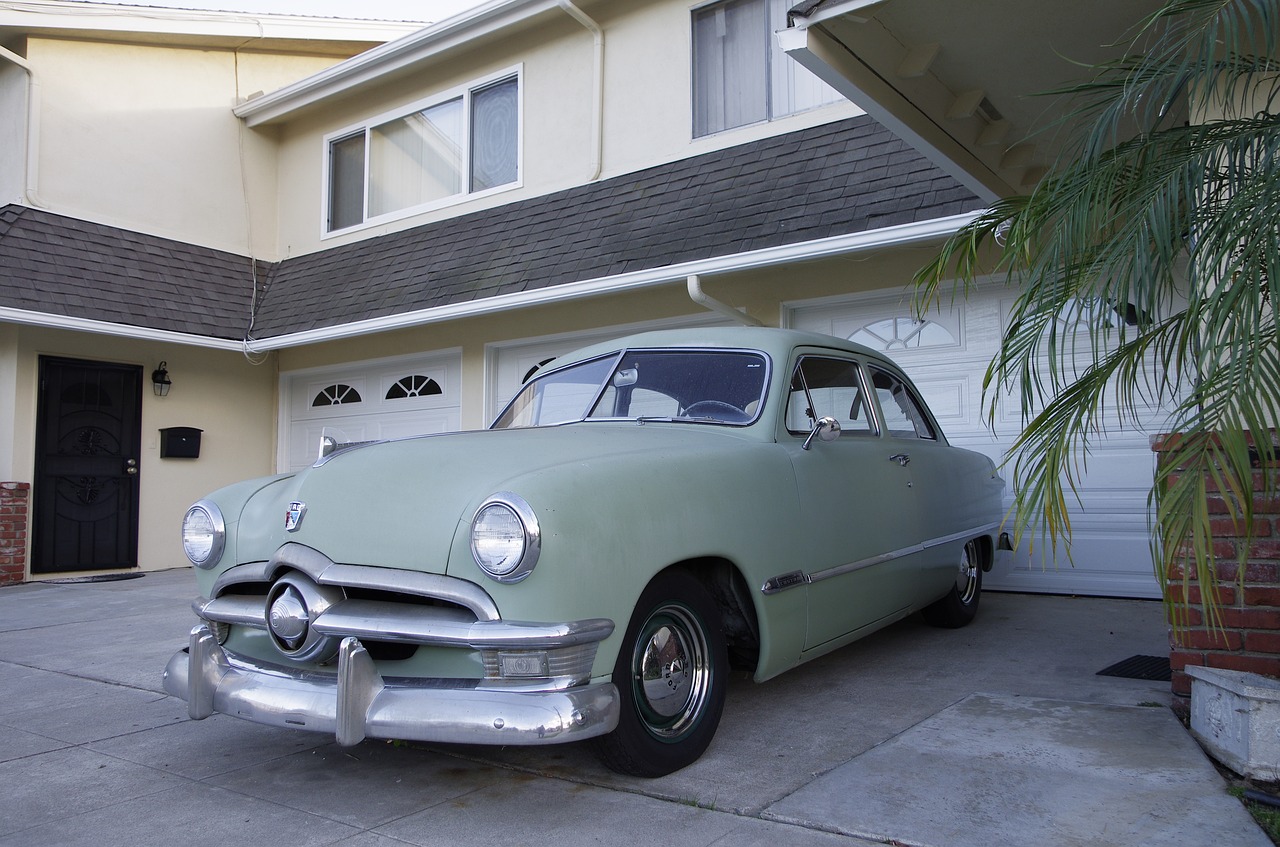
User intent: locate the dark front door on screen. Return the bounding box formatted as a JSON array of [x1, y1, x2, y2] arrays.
[[33, 357, 143, 573]]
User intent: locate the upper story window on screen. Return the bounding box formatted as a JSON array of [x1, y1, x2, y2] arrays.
[[325, 71, 521, 234], [692, 0, 841, 138]]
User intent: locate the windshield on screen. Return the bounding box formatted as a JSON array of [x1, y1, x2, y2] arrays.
[[491, 349, 769, 429]]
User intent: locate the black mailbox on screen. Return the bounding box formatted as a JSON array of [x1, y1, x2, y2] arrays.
[[159, 427, 202, 459]]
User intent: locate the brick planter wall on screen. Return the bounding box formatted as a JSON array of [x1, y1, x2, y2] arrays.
[[1153, 435, 1280, 698], [0, 482, 30, 586]]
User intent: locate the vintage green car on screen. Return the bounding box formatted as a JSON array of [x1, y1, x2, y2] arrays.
[[163, 327, 1004, 776]]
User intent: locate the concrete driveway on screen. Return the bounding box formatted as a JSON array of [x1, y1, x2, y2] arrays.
[[0, 569, 1269, 846]]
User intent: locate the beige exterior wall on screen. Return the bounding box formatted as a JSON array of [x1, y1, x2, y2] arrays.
[[2, 325, 277, 577], [268, 0, 861, 259], [20, 36, 351, 254]]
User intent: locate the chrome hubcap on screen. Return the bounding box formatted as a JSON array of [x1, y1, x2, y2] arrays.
[[955, 542, 979, 604], [633, 603, 710, 739]]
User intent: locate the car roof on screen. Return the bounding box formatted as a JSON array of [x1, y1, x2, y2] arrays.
[[549, 326, 885, 369]]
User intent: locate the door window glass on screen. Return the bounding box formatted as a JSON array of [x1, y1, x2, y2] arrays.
[[786, 356, 876, 436]]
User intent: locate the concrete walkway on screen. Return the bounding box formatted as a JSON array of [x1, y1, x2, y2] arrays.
[[0, 569, 1269, 846]]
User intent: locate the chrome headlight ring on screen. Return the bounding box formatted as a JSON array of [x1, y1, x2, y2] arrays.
[[470, 492, 541, 584], [182, 499, 226, 570]]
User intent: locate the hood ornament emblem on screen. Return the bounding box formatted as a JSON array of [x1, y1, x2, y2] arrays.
[[284, 501, 307, 532]]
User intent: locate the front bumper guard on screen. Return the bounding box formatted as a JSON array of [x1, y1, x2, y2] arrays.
[[163, 625, 619, 746]]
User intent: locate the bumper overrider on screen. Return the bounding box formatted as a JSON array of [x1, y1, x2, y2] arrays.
[[162, 550, 619, 747]]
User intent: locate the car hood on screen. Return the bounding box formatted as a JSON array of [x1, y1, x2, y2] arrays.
[[240, 423, 762, 575]]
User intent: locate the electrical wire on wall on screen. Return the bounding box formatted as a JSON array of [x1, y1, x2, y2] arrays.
[[233, 47, 270, 365]]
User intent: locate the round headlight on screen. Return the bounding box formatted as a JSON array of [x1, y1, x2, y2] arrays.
[[182, 500, 225, 569], [470, 492, 540, 583]]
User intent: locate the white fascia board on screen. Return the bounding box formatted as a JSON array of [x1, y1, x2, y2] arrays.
[[789, 0, 888, 27], [0, 1, 421, 44], [247, 212, 983, 352], [778, 24, 1006, 203], [234, 0, 559, 128], [0, 307, 245, 351]]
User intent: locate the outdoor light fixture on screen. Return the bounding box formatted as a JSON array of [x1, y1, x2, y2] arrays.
[[152, 361, 172, 396]]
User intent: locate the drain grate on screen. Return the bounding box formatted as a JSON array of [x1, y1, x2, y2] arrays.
[[1096, 654, 1171, 681]]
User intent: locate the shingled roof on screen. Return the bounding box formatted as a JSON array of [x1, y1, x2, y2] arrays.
[[0, 204, 256, 340], [0, 115, 981, 344]]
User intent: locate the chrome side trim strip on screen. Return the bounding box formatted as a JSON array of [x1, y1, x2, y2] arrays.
[[760, 522, 1001, 594], [808, 543, 924, 585]]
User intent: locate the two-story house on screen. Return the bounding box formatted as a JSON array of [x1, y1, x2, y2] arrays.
[[0, 0, 1162, 600]]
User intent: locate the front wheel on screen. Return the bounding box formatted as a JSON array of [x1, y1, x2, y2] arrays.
[[595, 570, 727, 777], [920, 539, 982, 628]]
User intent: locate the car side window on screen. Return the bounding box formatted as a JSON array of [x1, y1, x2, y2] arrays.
[[868, 366, 936, 440], [786, 356, 877, 436]]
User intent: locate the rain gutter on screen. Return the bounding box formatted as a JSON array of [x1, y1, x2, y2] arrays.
[[556, 0, 603, 182], [245, 211, 981, 352], [0, 45, 47, 208], [0, 307, 246, 350]]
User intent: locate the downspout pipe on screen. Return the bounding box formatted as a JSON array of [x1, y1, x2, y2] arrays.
[[557, 0, 603, 182], [687, 275, 764, 326], [0, 45, 46, 208]]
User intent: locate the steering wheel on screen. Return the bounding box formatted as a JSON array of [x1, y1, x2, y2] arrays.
[[681, 400, 751, 423]]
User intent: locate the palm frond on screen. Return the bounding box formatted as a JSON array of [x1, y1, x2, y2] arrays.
[[913, 0, 1280, 622]]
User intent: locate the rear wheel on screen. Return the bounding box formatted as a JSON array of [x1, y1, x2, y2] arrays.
[[921, 539, 982, 628], [595, 570, 727, 777]]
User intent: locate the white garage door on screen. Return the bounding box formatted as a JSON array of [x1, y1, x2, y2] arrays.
[[790, 287, 1164, 599], [281, 351, 462, 471]]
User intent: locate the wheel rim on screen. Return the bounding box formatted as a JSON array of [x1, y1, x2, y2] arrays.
[[955, 541, 979, 605], [631, 603, 712, 741]]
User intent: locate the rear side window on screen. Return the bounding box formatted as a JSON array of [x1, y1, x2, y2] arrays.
[[868, 366, 936, 440]]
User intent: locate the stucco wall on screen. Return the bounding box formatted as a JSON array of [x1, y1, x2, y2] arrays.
[[22, 36, 344, 254], [267, 0, 861, 259], [5, 326, 277, 577]]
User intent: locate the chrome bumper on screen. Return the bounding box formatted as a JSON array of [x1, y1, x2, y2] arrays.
[[163, 625, 619, 746]]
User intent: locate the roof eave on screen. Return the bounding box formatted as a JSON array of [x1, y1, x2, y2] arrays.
[[234, 0, 562, 128], [0, 307, 246, 351]]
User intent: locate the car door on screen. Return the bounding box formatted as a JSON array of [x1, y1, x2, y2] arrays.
[[782, 354, 921, 651], [866, 363, 998, 600]]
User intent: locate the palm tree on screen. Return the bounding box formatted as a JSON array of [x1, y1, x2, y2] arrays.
[[913, 0, 1279, 624]]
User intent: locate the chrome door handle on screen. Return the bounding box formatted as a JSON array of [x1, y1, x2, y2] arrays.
[[888, 453, 910, 467]]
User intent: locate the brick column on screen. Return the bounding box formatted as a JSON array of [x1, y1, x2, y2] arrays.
[[1153, 434, 1280, 698], [0, 482, 30, 586]]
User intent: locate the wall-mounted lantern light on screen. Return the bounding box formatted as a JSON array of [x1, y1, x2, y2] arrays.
[[152, 361, 172, 397]]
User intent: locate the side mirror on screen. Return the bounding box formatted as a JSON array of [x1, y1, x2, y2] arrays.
[[802, 416, 841, 451]]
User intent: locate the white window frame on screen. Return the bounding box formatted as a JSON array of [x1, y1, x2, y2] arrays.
[[690, 0, 840, 139], [321, 65, 524, 238]]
